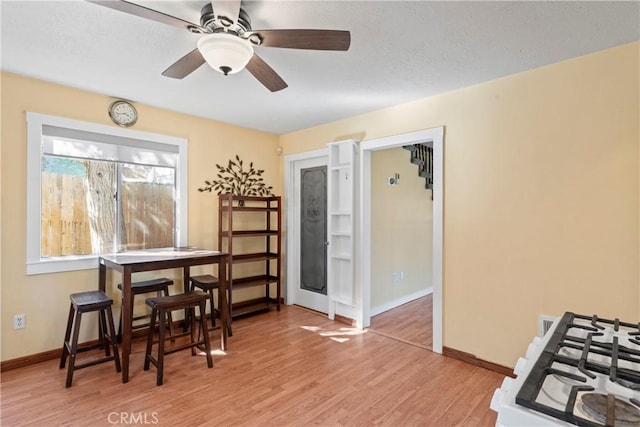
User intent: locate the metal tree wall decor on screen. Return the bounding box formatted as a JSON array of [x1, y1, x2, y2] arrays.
[[198, 155, 274, 197]]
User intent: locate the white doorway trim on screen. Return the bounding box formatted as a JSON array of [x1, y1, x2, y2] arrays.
[[359, 127, 444, 354], [284, 148, 329, 307]]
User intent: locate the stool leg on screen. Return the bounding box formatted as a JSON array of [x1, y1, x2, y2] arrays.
[[156, 308, 167, 386], [183, 282, 192, 333], [66, 310, 83, 388], [166, 310, 175, 341], [97, 309, 106, 351], [60, 303, 75, 369], [208, 289, 216, 329], [199, 300, 213, 368], [190, 307, 197, 356], [105, 306, 122, 373], [161, 287, 175, 341], [218, 285, 233, 337], [144, 307, 157, 371], [99, 309, 111, 357]]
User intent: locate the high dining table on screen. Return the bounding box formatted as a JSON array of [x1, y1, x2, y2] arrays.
[[98, 247, 229, 383]]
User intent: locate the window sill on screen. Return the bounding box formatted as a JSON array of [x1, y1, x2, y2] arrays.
[[26, 256, 99, 275]]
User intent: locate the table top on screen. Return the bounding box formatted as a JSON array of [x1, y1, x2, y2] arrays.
[[99, 247, 227, 267]]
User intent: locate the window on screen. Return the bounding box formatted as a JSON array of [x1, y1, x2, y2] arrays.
[[27, 113, 188, 275]]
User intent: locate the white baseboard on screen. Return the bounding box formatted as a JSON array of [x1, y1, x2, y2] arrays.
[[370, 287, 433, 317]]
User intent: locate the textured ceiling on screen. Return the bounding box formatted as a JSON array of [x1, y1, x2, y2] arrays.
[[2, 1, 639, 135]]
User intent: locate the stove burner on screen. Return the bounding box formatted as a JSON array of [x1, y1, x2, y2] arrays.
[[581, 393, 640, 426]]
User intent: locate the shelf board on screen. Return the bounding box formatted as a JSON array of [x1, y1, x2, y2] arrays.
[[330, 211, 351, 216], [221, 230, 278, 238], [225, 206, 279, 212], [219, 196, 280, 211], [331, 232, 351, 237], [220, 195, 279, 202], [231, 298, 274, 318], [331, 254, 352, 260], [230, 252, 279, 263], [231, 274, 279, 289]]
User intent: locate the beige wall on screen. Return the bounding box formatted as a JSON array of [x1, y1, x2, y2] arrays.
[[0, 72, 280, 361], [280, 42, 640, 367], [371, 148, 433, 310], [2, 41, 638, 368]]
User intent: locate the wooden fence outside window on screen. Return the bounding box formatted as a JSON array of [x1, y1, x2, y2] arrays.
[[41, 172, 174, 257]]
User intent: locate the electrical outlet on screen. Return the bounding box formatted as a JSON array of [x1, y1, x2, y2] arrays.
[[13, 314, 25, 330], [400, 271, 404, 280]]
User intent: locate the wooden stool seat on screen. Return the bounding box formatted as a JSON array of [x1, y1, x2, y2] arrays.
[[117, 278, 174, 343], [59, 290, 121, 387], [117, 278, 174, 294], [190, 274, 219, 288], [144, 291, 213, 386]]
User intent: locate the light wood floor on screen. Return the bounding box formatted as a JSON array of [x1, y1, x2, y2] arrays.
[[1, 305, 501, 426], [369, 295, 433, 349]]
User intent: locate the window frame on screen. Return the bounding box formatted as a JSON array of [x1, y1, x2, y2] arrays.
[[26, 112, 188, 275]]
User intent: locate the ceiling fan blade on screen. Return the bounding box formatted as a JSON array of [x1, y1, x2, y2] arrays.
[[162, 49, 206, 79], [87, 0, 208, 33], [211, 0, 241, 27], [248, 29, 351, 51], [245, 54, 288, 92]]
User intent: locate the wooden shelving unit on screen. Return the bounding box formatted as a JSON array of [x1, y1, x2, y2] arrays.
[[218, 194, 281, 319]]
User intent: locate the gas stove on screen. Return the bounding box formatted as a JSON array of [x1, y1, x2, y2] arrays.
[[491, 312, 640, 426]]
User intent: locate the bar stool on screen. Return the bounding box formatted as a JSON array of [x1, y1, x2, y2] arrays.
[[117, 278, 174, 344], [59, 290, 121, 388], [189, 275, 220, 328], [189, 274, 232, 336], [144, 291, 213, 386]]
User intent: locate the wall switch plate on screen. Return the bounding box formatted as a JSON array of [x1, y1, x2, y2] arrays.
[[13, 314, 25, 329], [392, 272, 398, 282]]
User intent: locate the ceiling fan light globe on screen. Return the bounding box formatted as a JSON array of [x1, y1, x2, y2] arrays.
[[197, 33, 254, 75]]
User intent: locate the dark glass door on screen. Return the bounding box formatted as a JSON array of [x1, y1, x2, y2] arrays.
[[300, 166, 327, 295]]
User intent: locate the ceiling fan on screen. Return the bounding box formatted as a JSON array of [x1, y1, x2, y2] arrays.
[[88, 1, 351, 92]]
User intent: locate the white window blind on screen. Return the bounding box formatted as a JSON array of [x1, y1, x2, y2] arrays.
[[42, 125, 178, 167]]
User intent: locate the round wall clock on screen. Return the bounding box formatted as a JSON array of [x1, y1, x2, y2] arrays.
[[108, 100, 138, 127]]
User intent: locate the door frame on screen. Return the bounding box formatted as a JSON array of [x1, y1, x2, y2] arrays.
[[359, 127, 444, 354], [284, 148, 329, 307]]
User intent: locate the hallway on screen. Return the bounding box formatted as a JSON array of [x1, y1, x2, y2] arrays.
[[369, 294, 433, 349]]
